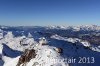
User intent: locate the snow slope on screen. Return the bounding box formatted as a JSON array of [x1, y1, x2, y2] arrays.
[[0, 25, 100, 66]]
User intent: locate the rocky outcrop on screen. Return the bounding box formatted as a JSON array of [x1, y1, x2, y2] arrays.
[[16, 49, 36, 66]]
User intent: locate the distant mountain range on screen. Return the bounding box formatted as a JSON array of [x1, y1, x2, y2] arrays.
[[0, 25, 100, 66]]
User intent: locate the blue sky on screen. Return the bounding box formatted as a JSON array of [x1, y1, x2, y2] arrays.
[[0, 0, 100, 26]]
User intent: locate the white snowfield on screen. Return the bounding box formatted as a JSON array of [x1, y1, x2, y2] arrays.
[[0, 25, 100, 66], [3, 43, 68, 66], [3, 56, 20, 66], [0, 31, 68, 66], [51, 34, 100, 52]]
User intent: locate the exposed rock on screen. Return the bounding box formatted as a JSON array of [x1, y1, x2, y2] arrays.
[[16, 49, 36, 66], [55, 48, 63, 53]]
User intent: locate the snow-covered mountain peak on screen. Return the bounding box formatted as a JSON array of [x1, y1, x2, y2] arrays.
[[0, 25, 100, 66], [46, 25, 100, 31]]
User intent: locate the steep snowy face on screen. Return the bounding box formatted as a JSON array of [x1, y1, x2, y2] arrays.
[[26, 45, 68, 66], [4, 44, 68, 66], [51, 34, 100, 52], [51, 34, 91, 47], [0, 31, 36, 51], [27, 33, 33, 38], [0, 32, 68, 66], [0, 25, 100, 66]]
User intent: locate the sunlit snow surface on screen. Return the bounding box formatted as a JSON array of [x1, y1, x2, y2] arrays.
[[0, 25, 100, 66]]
